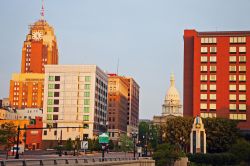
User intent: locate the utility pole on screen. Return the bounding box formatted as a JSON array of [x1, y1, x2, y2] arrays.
[[15, 126, 20, 159]]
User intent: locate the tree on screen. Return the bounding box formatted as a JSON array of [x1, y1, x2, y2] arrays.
[[230, 139, 250, 164], [65, 138, 73, 151], [119, 134, 133, 156], [153, 143, 182, 166], [0, 122, 17, 159]]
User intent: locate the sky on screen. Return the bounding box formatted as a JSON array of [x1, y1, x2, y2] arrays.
[[0, 0, 250, 120]]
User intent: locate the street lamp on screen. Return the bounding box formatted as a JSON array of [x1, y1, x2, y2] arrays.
[[131, 132, 138, 159]]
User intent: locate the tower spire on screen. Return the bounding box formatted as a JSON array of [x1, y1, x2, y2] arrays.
[[40, 0, 45, 20], [170, 72, 175, 87]]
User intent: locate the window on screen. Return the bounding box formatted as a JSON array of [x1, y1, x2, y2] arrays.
[[229, 56, 236, 62], [210, 103, 216, 110], [229, 47, 236, 53], [47, 99, 53, 105], [200, 94, 207, 100], [85, 84, 90, 90], [201, 56, 208, 62], [229, 94, 236, 101], [48, 92, 53, 97], [47, 114, 52, 120], [43, 130, 47, 135], [210, 75, 216, 81], [53, 115, 58, 120], [48, 84, 54, 89], [239, 66, 246, 72], [239, 46, 246, 53], [54, 99, 59, 105], [210, 47, 217, 53], [210, 84, 216, 91], [201, 37, 216, 44], [48, 76, 54, 81], [210, 56, 216, 62], [200, 75, 207, 81], [239, 56, 246, 62], [54, 130, 57, 136], [200, 84, 207, 91], [83, 115, 89, 121], [229, 75, 236, 82], [200, 103, 207, 109], [84, 99, 90, 105], [229, 66, 236, 72], [200, 66, 207, 72], [230, 37, 246, 43], [84, 92, 90, 97], [239, 75, 246, 82], [229, 104, 236, 111], [210, 66, 216, 72], [85, 76, 91, 82], [200, 113, 217, 118], [229, 114, 247, 120], [84, 107, 90, 113], [201, 47, 208, 53], [54, 92, 60, 97], [239, 85, 246, 91], [55, 76, 60, 81], [229, 85, 236, 91], [210, 94, 216, 100], [54, 107, 59, 112], [55, 84, 60, 89], [239, 104, 246, 111], [47, 107, 53, 112], [239, 94, 246, 101]]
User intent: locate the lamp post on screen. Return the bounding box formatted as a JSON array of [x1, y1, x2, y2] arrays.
[[131, 132, 138, 159]]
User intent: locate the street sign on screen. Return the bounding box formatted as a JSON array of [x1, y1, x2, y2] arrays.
[[99, 133, 109, 144], [137, 147, 142, 153], [81, 141, 88, 150]]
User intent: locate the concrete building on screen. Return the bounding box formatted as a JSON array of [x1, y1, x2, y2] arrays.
[[126, 77, 140, 135], [0, 109, 18, 120], [184, 29, 250, 131], [153, 73, 182, 126], [107, 74, 129, 142], [2, 98, 9, 108], [42, 65, 108, 147]]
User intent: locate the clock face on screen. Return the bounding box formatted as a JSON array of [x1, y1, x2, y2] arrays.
[[32, 31, 43, 41]]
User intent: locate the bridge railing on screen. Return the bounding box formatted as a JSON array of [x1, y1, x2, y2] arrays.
[[0, 157, 139, 166]]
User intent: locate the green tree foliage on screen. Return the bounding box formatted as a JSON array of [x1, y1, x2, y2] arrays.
[[65, 138, 73, 151], [230, 139, 250, 164], [119, 134, 133, 153], [153, 143, 182, 166], [203, 118, 239, 153], [108, 140, 114, 150], [0, 122, 17, 150]]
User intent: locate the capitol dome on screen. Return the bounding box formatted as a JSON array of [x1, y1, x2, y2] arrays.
[[162, 73, 183, 117]]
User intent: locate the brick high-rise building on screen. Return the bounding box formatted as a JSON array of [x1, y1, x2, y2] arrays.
[[184, 29, 250, 131], [9, 5, 58, 109], [107, 74, 129, 141]]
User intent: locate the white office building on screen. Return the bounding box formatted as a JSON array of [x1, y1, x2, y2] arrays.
[[42, 65, 108, 146]]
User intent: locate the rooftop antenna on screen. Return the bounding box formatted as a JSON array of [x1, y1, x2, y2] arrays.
[[40, 0, 45, 20], [116, 57, 119, 75]]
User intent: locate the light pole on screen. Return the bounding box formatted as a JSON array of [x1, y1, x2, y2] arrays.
[[131, 132, 138, 159]]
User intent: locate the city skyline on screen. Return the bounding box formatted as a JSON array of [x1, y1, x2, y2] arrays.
[[1, 0, 250, 119]]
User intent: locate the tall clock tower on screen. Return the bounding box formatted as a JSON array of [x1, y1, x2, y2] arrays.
[[21, 19, 58, 73]]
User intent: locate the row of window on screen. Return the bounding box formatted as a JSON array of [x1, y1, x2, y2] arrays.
[[229, 94, 246, 101], [230, 37, 246, 44], [200, 103, 247, 111], [201, 47, 217, 53], [200, 113, 217, 118], [229, 113, 246, 120], [201, 65, 246, 72], [200, 75, 217, 81], [201, 37, 246, 45], [200, 94, 216, 100], [201, 46, 246, 54], [200, 74, 246, 82], [201, 56, 217, 62]]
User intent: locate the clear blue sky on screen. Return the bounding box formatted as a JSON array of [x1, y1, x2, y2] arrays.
[[0, 0, 250, 119]]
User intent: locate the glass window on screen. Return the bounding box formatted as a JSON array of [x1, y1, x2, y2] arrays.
[[84, 99, 90, 105], [200, 84, 207, 91], [55, 76, 60, 81], [229, 94, 236, 101], [210, 103, 216, 110], [47, 107, 53, 112], [85, 84, 90, 90], [200, 103, 207, 109], [55, 84, 60, 89], [239, 66, 246, 72], [48, 92, 53, 97], [48, 84, 54, 89], [49, 76, 55, 81], [239, 85, 246, 91], [210, 66, 216, 72], [54, 92, 60, 97], [229, 104, 236, 110], [201, 56, 208, 62], [239, 46, 246, 53], [210, 56, 217, 62], [239, 75, 246, 81], [47, 114, 52, 120], [229, 85, 236, 91], [200, 75, 207, 81], [239, 104, 246, 111], [210, 75, 216, 81], [201, 47, 208, 53], [200, 94, 207, 100], [84, 92, 90, 97], [229, 47, 237, 53], [239, 94, 246, 101], [83, 115, 89, 121], [229, 75, 236, 82], [229, 66, 236, 72], [84, 107, 90, 113], [200, 66, 207, 72], [210, 94, 216, 100], [54, 100, 59, 105], [47, 99, 53, 105], [210, 47, 217, 53], [239, 56, 246, 62], [210, 84, 216, 91], [238, 114, 247, 120], [229, 56, 236, 62], [85, 76, 91, 82]]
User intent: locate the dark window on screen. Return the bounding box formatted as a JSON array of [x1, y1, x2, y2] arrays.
[[55, 76, 60, 81], [54, 130, 57, 136], [55, 84, 60, 89], [54, 100, 59, 105], [43, 130, 47, 135], [53, 123, 57, 128], [53, 115, 58, 120], [54, 92, 60, 97], [54, 107, 59, 112]]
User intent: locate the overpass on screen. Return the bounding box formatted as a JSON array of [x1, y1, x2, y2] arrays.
[[0, 157, 155, 166]]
